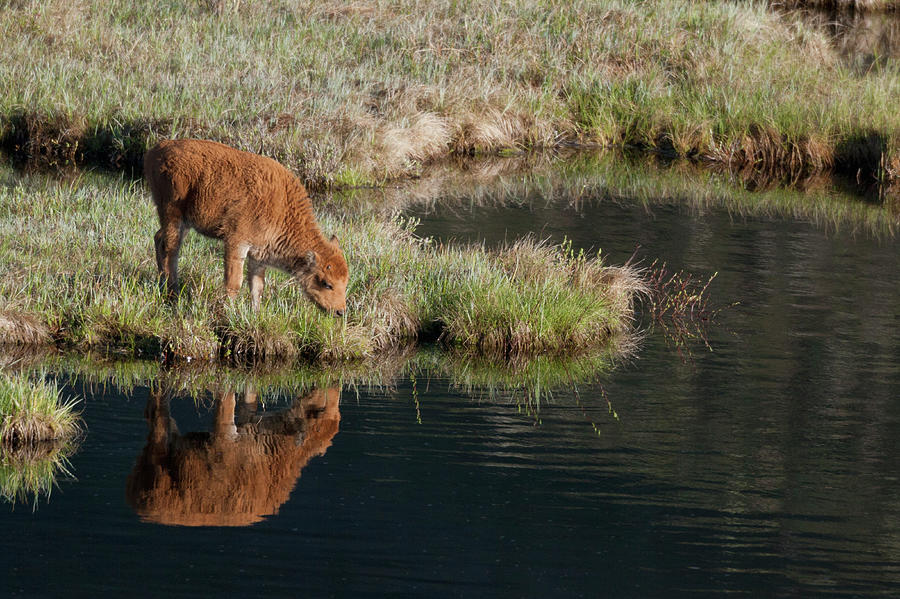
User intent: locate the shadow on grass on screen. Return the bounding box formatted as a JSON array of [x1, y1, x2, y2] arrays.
[[834, 130, 889, 182], [0, 110, 172, 178]]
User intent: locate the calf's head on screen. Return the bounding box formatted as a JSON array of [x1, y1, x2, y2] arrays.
[[298, 236, 349, 316]]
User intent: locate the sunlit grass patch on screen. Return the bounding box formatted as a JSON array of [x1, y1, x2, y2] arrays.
[[339, 216, 644, 359], [0, 372, 81, 446], [218, 294, 373, 363], [0, 171, 641, 363], [435, 252, 635, 356]]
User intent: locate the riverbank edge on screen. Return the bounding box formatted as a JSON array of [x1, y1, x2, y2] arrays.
[[0, 280, 641, 369], [1, 111, 896, 193], [0, 227, 648, 368]]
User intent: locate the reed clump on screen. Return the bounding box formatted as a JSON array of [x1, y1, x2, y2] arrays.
[[378, 152, 898, 238], [0, 372, 81, 446], [2, 0, 900, 184], [644, 260, 724, 359]]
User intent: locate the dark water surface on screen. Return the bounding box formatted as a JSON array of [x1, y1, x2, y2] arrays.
[[3, 163, 900, 597]]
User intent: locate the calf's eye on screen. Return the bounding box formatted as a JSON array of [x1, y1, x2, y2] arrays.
[[323, 282, 333, 290]]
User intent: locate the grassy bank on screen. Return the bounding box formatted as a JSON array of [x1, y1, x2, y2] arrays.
[[0, 372, 80, 446], [0, 167, 643, 362], [1, 0, 900, 184]]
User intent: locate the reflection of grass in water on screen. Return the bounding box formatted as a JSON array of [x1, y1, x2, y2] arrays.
[[0, 372, 81, 445], [36, 350, 414, 402], [415, 346, 623, 397], [409, 343, 634, 424], [370, 152, 898, 238], [18, 342, 633, 419], [0, 440, 77, 508]]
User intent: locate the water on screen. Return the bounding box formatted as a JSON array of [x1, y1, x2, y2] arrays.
[[2, 159, 900, 597]]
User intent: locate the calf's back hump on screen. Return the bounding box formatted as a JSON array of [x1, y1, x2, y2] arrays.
[[144, 139, 298, 238]]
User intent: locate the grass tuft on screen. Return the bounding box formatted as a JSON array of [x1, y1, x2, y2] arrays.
[[0, 372, 81, 446], [0, 309, 52, 345]]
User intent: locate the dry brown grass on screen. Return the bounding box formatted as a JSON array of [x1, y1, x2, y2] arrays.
[[0, 310, 52, 346]]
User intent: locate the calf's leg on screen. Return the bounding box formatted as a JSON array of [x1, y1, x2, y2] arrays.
[[155, 221, 185, 297], [247, 259, 266, 310], [223, 241, 248, 299]]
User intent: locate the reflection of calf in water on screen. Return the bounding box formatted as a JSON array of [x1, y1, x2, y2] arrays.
[[127, 385, 340, 527]]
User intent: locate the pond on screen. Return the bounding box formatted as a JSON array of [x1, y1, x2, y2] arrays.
[[2, 155, 900, 597]]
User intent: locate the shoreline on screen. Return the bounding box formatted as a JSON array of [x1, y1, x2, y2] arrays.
[[1, 108, 895, 194]]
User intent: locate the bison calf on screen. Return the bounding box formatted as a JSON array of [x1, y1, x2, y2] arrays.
[[144, 139, 348, 314]]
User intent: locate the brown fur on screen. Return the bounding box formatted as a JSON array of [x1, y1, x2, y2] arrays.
[[126, 386, 341, 527], [143, 139, 348, 313]]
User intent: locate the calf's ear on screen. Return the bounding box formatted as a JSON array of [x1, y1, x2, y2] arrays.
[[305, 250, 317, 267], [330, 234, 340, 249]]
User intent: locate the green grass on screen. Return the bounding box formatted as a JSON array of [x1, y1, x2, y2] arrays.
[[2, 0, 900, 184], [0, 372, 81, 445], [0, 167, 643, 362]]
